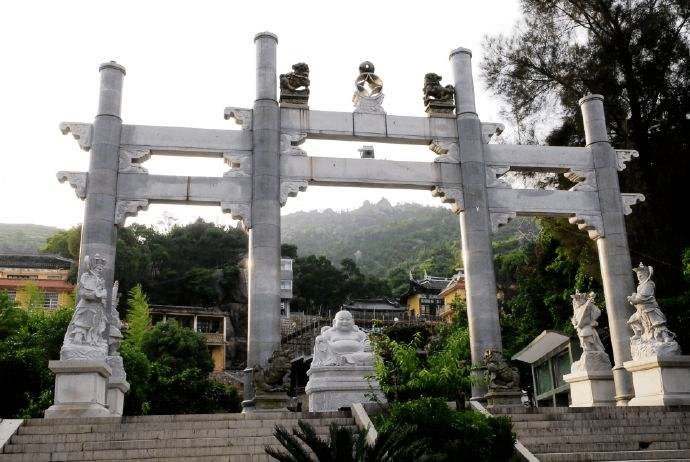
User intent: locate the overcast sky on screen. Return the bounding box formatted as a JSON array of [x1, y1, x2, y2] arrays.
[[0, 0, 521, 230]]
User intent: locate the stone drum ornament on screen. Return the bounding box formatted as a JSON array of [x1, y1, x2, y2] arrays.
[[352, 61, 385, 114]]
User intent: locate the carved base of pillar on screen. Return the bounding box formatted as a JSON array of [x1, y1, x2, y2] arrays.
[[624, 355, 690, 406], [44, 359, 112, 418], [484, 389, 523, 407], [106, 378, 130, 416], [305, 365, 383, 412], [425, 100, 456, 118], [563, 369, 616, 407]]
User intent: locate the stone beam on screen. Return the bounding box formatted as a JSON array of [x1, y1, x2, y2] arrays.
[[488, 188, 600, 217], [485, 144, 593, 172], [280, 156, 461, 189], [120, 125, 252, 153], [116, 173, 251, 205], [281, 108, 457, 144]]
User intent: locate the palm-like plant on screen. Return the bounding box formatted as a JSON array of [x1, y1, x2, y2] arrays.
[[265, 419, 412, 462]]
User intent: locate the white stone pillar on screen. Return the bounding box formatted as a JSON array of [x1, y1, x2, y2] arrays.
[[579, 94, 635, 405], [449, 48, 503, 400], [247, 32, 282, 368], [79, 62, 125, 292]]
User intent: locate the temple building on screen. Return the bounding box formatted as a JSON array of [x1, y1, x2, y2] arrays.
[[438, 269, 466, 321], [400, 272, 451, 319], [0, 254, 74, 308]]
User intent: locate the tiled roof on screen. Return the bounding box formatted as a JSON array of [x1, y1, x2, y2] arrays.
[[0, 279, 74, 291], [0, 254, 73, 269]]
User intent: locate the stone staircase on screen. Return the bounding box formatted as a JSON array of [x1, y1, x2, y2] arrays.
[[0, 410, 356, 462], [490, 405, 690, 461]]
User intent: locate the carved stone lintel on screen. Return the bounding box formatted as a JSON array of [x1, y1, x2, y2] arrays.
[[490, 211, 517, 232], [569, 213, 604, 240], [118, 148, 151, 173], [428, 140, 459, 163], [353, 94, 385, 114], [114, 200, 149, 226], [566, 169, 597, 191], [57, 171, 88, 200], [280, 132, 307, 156], [224, 108, 253, 130], [481, 123, 505, 144], [280, 180, 308, 206], [60, 122, 92, 151], [615, 149, 639, 171], [221, 202, 251, 229], [431, 186, 464, 214], [621, 193, 645, 215], [486, 165, 511, 187], [223, 152, 251, 177]]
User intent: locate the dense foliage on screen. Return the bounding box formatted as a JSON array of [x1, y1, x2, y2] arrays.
[[365, 300, 516, 461], [482, 0, 690, 297], [282, 199, 462, 285], [120, 285, 241, 415], [291, 256, 390, 314], [482, 0, 690, 356], [0, 291, 73, 418]]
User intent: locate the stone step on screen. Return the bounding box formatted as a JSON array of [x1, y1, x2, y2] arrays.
[[9, 425, 359, 445], [518, 431, 690, 446], [536, 448, 690, 462], [513, 426, 690, 442], [527, 439, 690, 454], [0, 412, 356, 462], [509, 416, 690, 428]]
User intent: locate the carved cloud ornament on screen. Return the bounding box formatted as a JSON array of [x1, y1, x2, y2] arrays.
[[114, 200, 149, 226], [118, 148, 151, 173], [221, 202, 251, 230], [428, 140, 459, 163], [57, 171, 88, 200], [569, 213, 604, 240], [431, 186, 464, 215], [280, 180, 308, 206], [224, 108, 253, 130], [280, 132, 307, 156], [621, 193, 645, 215], [615, 149, 639, 171], [60, 122, 92, 151]]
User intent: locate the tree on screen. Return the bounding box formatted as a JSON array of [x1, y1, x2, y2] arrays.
[[482, 0, 690, 300], [0, 291, 73, 418]]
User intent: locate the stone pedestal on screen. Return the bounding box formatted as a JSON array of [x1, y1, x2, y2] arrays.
[[106, 378, 130, 416], [484, 389, 523, 408], [624, 355, 690, 406], [306, 365, 382, 412], [563, 369, 616, 407], [45, 360, 112, 418]]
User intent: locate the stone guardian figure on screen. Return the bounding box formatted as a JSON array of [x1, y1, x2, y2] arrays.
[[627, 262, 680, 359], [570, 291, 611, 372], [61, 254, 109, 360]]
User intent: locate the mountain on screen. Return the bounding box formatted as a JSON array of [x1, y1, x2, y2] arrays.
[[0, 224, 62, 253], [281, 199, 537, 279]]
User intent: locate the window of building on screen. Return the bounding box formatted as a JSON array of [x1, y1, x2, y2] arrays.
[[8, 274, 32, 280], [43, 292, 59, 309], [5, 289, 17, 301], [281, 259, 292, 271], [197, 317, 221, 334], [281, 280, 292, 291]]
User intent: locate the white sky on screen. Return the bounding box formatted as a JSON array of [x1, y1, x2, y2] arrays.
[[0, 0, 521, 230]]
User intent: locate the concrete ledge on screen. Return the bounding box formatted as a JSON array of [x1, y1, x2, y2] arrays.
[[0, 419, 23, 452], [350, 403, 378, 447]]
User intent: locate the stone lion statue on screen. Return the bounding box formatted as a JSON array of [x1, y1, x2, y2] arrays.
[[483, 349, 519, 391], [423, 73, 455, 106]]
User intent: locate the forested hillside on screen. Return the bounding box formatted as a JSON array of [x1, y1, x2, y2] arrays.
[[282, 199, 536, 284], [0, 224, 61, 253]]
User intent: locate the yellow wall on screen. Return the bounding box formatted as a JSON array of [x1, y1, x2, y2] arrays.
[[407, 294, 422, 316]]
